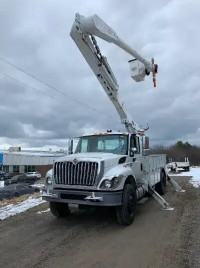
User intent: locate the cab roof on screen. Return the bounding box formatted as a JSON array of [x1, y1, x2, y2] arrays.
[[79, 131, 129, 138]]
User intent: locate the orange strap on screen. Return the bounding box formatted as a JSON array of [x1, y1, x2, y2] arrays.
[[151, 58, 156, 87]]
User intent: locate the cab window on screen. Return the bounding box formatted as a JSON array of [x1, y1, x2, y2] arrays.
[[130, 135, 140, 154], [80, 139, 88, 152]]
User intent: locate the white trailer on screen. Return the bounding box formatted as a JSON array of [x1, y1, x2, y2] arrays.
[[43, 13, 183, 225], [168, 157, 190, 171]]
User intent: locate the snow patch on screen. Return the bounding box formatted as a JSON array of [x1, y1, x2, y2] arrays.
[[0, 197, 45, 220], [170, 167, 200, 188]]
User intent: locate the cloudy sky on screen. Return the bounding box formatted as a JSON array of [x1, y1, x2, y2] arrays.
[[0, 0, 199, 150]]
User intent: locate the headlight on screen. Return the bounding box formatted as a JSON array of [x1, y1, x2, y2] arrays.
[[46, 177, 52, 185], [100, 175, 123, 189]]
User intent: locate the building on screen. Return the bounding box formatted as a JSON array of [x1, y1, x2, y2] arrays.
[[0, 149, 67, 177]]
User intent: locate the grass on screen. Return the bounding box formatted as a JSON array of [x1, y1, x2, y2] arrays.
[[0, 192, 41, 208]]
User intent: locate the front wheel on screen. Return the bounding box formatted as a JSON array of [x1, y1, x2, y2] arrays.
[[49, 202, 70, 217], [116, 184, 137, 226]]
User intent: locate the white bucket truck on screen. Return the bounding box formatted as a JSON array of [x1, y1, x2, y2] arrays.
[[43, 14, 183, 225]]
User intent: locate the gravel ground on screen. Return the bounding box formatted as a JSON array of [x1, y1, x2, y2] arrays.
[[171, 178, 200, 268], [0, 176, 199, 268]]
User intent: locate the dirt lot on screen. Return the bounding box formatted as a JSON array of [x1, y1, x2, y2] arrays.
[[0, 176, 199, 268]]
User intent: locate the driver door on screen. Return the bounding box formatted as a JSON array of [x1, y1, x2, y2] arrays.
[[129, 135, 143, 181]]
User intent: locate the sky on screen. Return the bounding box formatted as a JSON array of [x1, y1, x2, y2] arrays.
[[0, 0, 200, 150]]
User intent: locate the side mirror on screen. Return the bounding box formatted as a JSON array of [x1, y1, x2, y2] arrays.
[[68, 139, 73, 155], [144, 136, 149, 149], [130, 147, 137, 157], [143, 136, 149, 156]]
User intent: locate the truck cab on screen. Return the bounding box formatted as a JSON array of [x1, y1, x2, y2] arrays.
[[43, 131, 166, 225]]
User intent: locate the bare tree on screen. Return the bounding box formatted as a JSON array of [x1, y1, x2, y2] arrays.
[[150, 141, 200, 165]]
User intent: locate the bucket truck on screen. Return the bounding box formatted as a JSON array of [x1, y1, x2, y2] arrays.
[[43, 14, 183, 225]]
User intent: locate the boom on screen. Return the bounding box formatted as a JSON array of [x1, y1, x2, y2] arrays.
[[70, 13, 157, 134]]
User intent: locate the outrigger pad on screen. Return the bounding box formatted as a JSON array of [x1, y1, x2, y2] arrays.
[[167, 176, 185, 192], [148, 185, 174, 211]]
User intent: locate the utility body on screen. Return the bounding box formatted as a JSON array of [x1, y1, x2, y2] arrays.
[[43, 13, 182, 225]]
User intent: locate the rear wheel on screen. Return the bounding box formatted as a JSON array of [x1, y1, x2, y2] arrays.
[[49, 202, 70, 217], [155, 171, 166, 195], [116, 184, 137, 226]]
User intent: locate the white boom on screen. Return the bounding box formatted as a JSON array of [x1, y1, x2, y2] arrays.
[[70, 13, 157, 134]]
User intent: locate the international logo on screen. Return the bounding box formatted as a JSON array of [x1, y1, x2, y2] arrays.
[[72, 158, 78, 165]]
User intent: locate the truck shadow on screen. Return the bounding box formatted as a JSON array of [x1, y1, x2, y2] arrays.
[[53, 206, 117, 226]]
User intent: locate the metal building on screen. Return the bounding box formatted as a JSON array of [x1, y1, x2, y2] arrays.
[[0, 150, 67, 177]]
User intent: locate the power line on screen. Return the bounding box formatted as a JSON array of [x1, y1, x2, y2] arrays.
[[0, 71, 55, 100], [0, 71, 104, 121], [0, 56, 99, 113]]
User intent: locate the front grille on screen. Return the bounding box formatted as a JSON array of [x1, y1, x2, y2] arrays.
[[54, 161, 98, 186]]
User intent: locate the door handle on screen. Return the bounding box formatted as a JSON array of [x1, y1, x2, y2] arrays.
[[141, 163, 143, 171]]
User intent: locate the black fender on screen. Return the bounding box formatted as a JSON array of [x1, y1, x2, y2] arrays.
[[124, 175, 137, 190]]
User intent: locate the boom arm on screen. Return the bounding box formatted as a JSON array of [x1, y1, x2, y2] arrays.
[[70, 13, 157, 134]]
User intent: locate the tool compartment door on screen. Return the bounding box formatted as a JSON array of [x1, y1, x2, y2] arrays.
[[148, 155, 166, 186], [148, 156, 155, 186]]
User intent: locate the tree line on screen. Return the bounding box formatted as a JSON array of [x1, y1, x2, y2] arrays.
[[150, 141, 200, 165]]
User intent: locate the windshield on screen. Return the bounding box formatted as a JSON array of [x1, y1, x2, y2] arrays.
[[75, 134, 128, 155]]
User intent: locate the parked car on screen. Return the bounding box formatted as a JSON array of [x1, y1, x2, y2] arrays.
[[5, 174, 37, 186], [5, 175, 19, 185], [0, 172, 13, 181], [0, 183, 40, 200], [4, 173, 12, 180], [18, 174, 37, 184], [26, 172, 41, 180]]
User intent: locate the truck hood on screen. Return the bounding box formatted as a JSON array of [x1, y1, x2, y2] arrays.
[[56, 152, 126, 169]]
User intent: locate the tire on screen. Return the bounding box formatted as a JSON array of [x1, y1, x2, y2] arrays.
[[49, 202, 70, 218], [116, 184, 137, 226], [34, 188, 40, 193], [11, 192, 19, 199], [155, 171, 166, 195], [14, 192, 20, 198]]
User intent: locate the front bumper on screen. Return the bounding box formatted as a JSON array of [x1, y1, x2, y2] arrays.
[[42, 188, 123, 206]]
